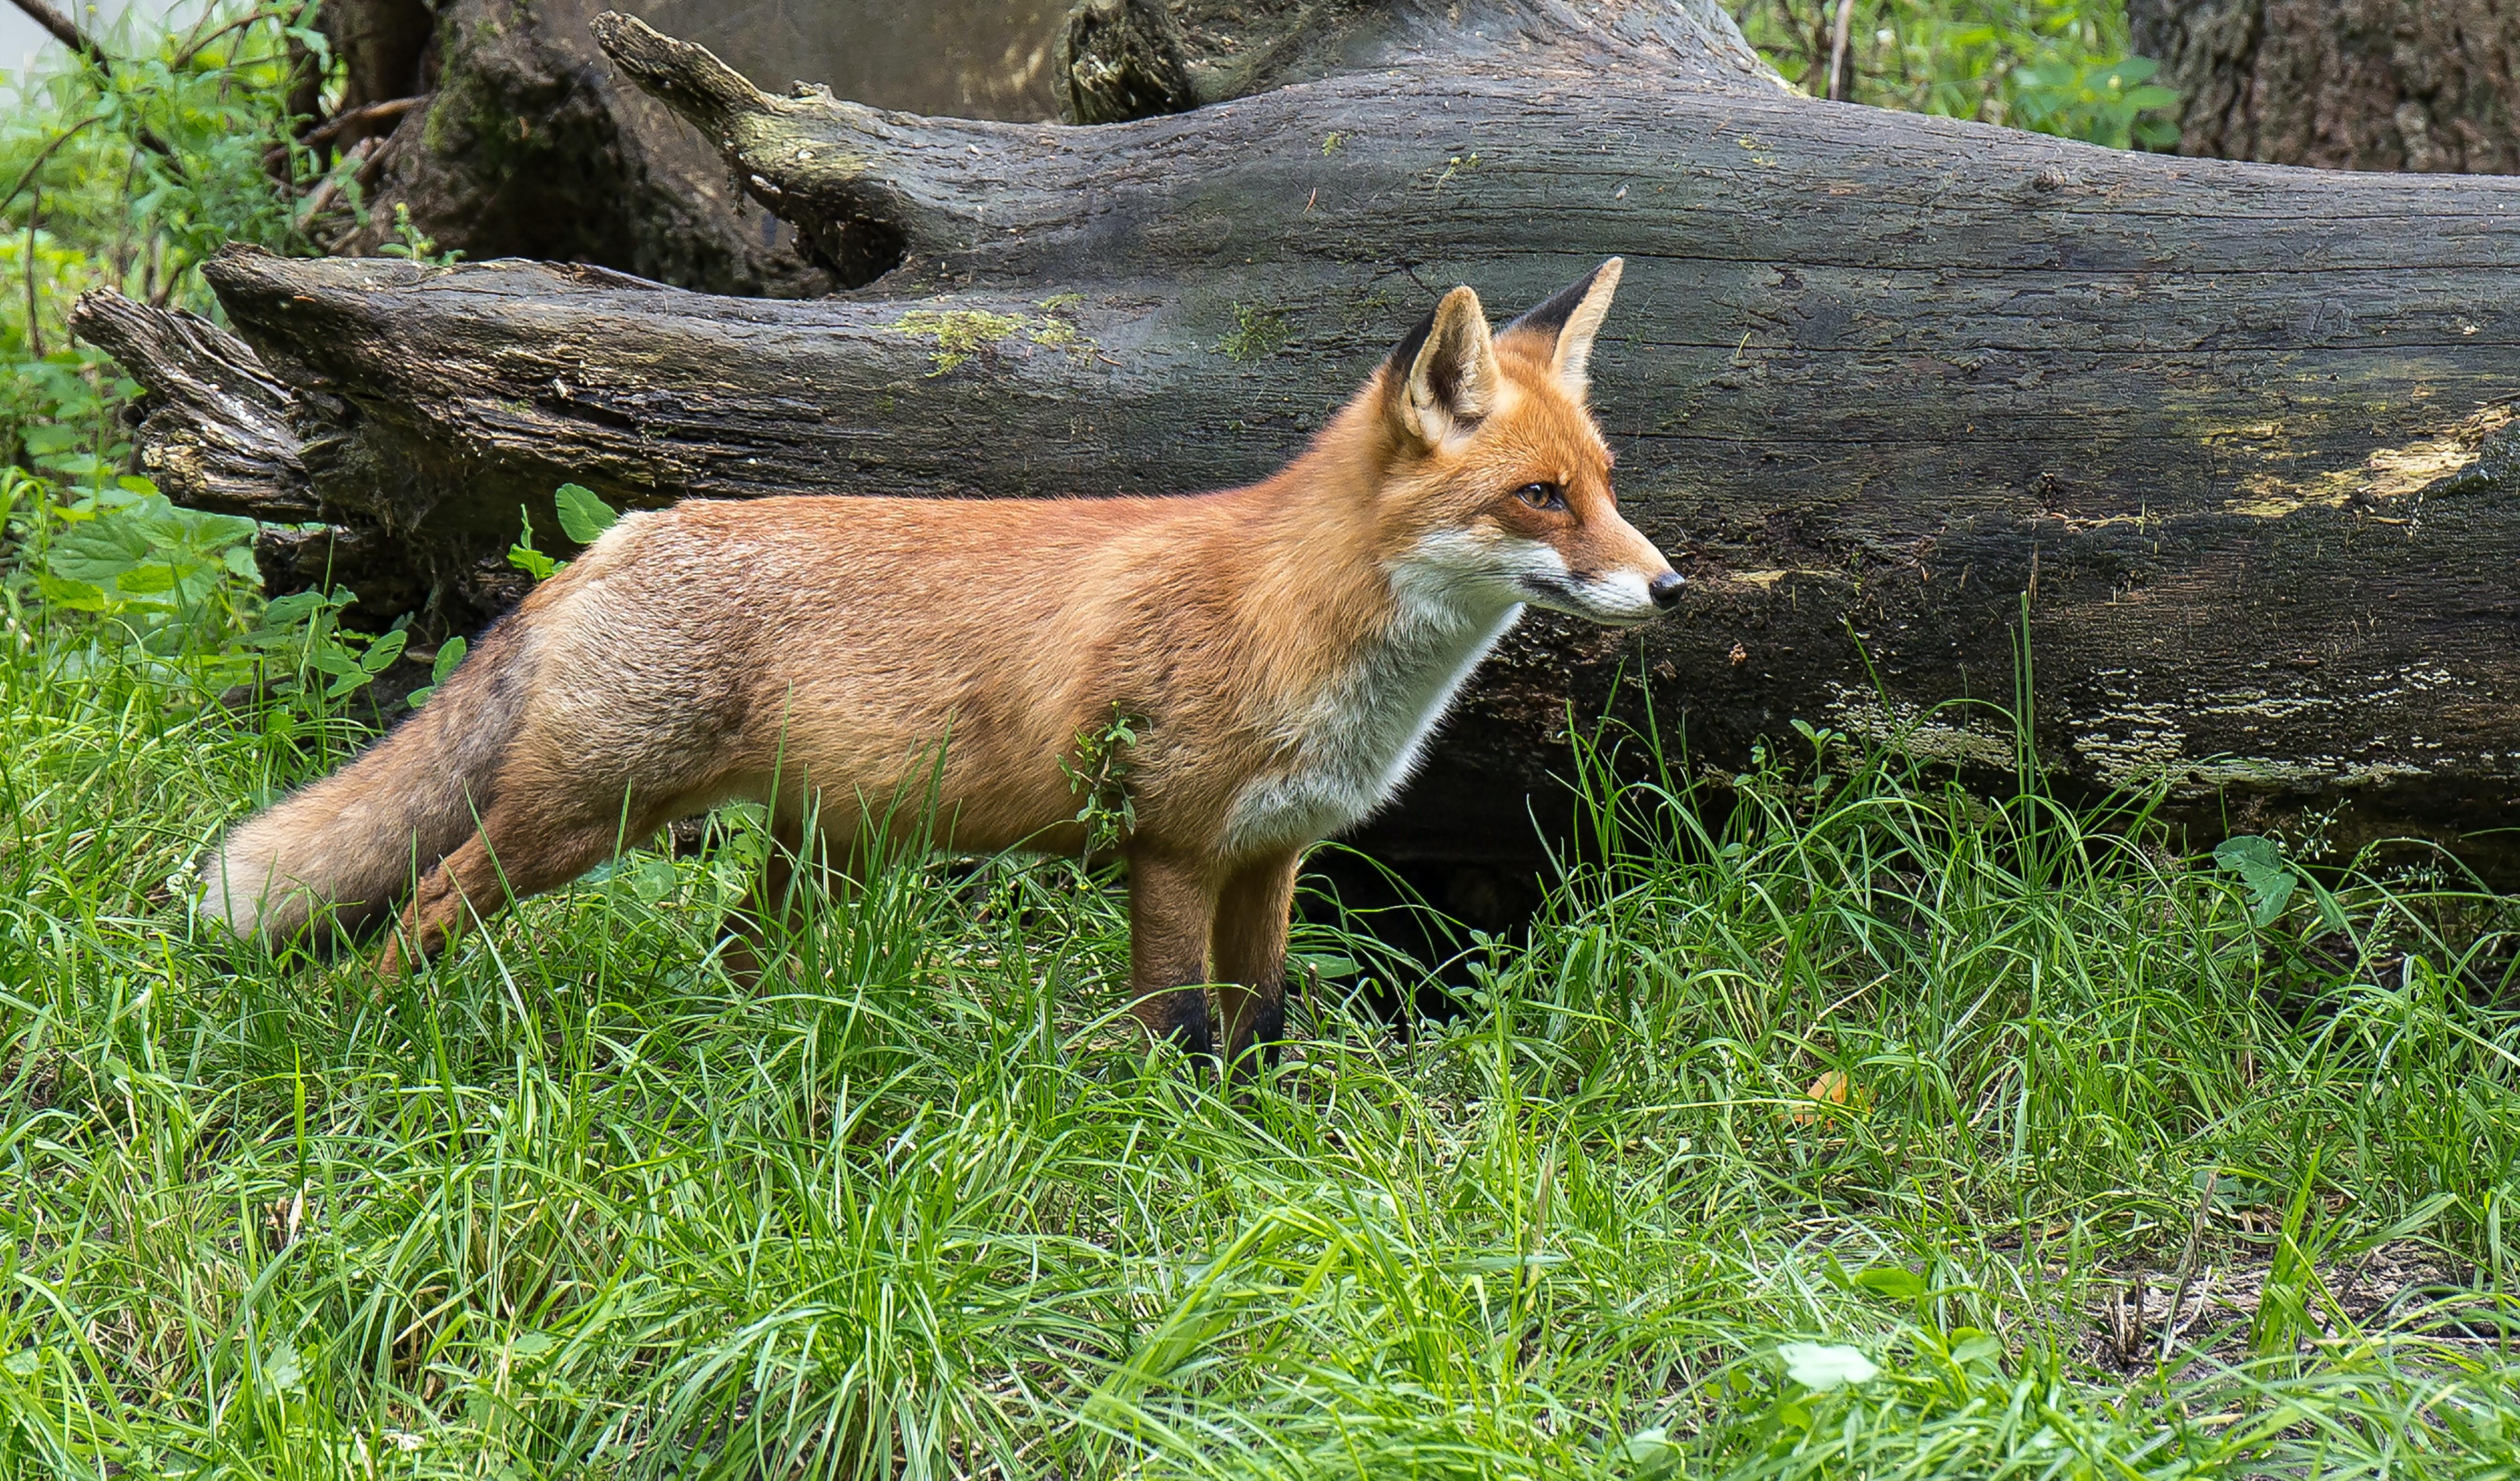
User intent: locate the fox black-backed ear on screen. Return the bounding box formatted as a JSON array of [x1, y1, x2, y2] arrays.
[[1386, 285, 1498, 447], [1501, 257, 1623, 394]]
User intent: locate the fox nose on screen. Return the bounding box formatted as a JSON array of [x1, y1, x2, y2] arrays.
[[1648, 570, 1685, 610]]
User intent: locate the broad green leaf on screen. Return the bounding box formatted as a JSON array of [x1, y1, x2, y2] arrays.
[[2214, 835, 2298, 925], [262, 591, 323, 627], [176, 566, 226, 605], [38, 452, 111, 478], [1609, 1426, 1682, 1480], [361, 628, 409, 672], [431, 635, 468, 684], [260, 1345, 304, 1396], [48, 518, 155, 584], [2249, 873, 2297, 925], [36, 573, 107, 610], [554, 482, 619, 545], [1780, 1342, 1879, 1389], [628, 858, 678, 903], [1950, 1331, 2004, 1366], [509, 509, 560, 579], [113, 563, 178, 595], [186, 507, 258, 546], [1852, 1265, 1927, 1301], [20, 423, 80, 454]]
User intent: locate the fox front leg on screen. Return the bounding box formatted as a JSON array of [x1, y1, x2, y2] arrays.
[[1125, 846, 1217, 1068], [1212, 851, 1301, 1081]]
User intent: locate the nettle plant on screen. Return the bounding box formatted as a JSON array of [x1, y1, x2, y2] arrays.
[[20, 474, 406, 708], [30, 472, 259, 657]]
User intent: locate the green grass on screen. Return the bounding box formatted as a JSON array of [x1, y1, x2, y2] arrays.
[[7, 599, 2520, 1479]]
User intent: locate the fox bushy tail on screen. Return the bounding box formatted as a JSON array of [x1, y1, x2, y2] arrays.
[[199, 618, 535, 946]]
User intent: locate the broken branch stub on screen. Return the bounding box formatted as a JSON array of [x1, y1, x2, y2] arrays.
[[588, 11, 1070, 286], [68, 291, 315, 522]]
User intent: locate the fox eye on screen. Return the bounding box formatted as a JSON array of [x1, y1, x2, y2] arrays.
[[1514, 482, 1567, 511]]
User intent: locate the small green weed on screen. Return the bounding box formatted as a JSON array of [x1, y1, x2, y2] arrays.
[[375, 201, 464, 269], [506, 482, 618, 582], [1063, 702, 1144, 865]]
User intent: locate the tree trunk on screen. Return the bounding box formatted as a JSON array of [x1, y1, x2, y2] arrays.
[[314, 0, 834, 297], [78, 4, 2520, 874], [2129, 0, 2520, 170], [314, 0, 1140, 294]]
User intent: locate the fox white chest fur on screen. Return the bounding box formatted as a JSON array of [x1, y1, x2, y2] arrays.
[[1223, 554, 1527, 853]]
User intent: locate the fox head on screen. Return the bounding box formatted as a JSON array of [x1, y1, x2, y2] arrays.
[[1370, 259, 1680, 627]]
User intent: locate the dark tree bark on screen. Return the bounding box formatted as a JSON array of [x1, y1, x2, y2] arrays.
[[314, 0, 1093, 295], [318, 0, 833, 297], [2130, 0, 2520, 170], [77, 4, 2520, 874]]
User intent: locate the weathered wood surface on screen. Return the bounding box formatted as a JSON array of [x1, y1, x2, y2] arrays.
[[78, 5, 2520, 869], [71, 292, 315, 521]]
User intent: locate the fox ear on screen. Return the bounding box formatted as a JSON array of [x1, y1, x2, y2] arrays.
[[1386, 285, 1498, 448], [1502, 257, 1623, 394]]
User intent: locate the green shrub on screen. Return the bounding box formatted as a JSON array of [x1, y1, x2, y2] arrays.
[[1733, 0, 2180, 148]]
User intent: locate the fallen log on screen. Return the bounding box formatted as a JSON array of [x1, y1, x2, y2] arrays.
[[74, 3, 2520, 875]]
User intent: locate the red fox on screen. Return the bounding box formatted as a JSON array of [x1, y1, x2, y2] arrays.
[[199, 259, 1680, 1071]]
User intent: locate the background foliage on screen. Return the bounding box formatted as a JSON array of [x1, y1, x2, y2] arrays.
[[1734, 0, 2181, 148], [0, 3, 403, 708]]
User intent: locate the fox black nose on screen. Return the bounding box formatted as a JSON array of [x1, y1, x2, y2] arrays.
[[1648, 570, 1686, 610]]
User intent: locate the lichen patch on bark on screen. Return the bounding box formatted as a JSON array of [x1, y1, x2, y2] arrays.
[[1823, 686, 2022, 771], [2222, 403, 2516, 519], [888, 303, 1098, 374]]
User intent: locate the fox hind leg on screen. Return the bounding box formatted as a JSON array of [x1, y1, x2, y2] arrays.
[[378, 804, 634, 975]]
